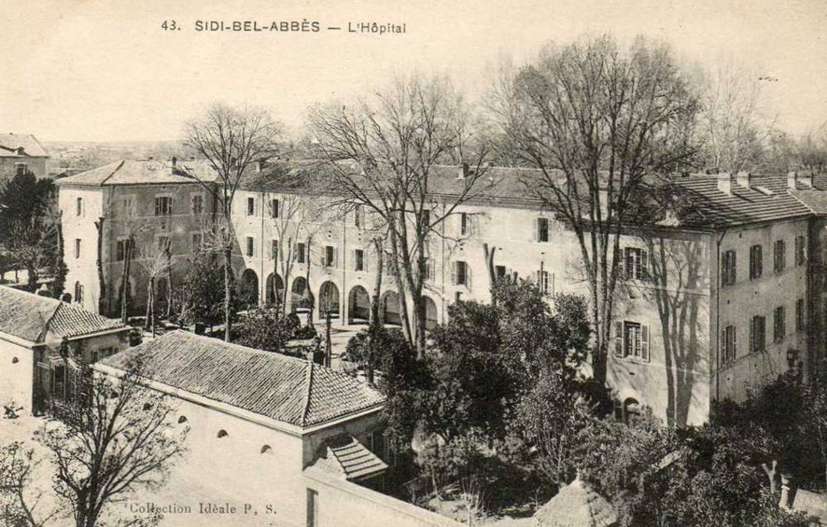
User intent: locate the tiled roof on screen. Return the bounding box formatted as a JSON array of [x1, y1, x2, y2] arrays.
[[99, 330, 385, 428], [312, 434, 388, 481], [0, 286, 127, 343], [0, 133, 48, 158], [54, 159, 218, 187]]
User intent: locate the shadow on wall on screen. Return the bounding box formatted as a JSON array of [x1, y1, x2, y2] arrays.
[[642, 236, 706, 427]]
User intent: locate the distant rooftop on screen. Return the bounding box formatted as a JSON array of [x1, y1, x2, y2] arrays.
[[0, 286, 128, 344], [54, 159, 217, 187], [98, 330, 385, 429], [0, 133, 48, 158]]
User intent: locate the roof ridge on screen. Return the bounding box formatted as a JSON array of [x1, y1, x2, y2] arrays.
[[100, 160, 126, 186], [301, 360, 314, 427], [36, 298, 63, 344]]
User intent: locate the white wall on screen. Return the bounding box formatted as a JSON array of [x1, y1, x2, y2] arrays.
[[0, 338, 36, 412]]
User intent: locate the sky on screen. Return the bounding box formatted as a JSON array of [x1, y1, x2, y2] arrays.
[[1, 0, 826, 142]]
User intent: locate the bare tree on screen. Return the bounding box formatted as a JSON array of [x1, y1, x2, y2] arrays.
[[693, 56, 774, 172], [494, 35, 699, 386], [137, 237, 173, 337], [184, 103, 282, 341], [308, 74, 494, 357], [0, 442, 56, 527], [41, 361, 187, 527]]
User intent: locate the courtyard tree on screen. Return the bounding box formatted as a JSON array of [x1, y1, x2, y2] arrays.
[[308, 74, 495, 357], [495, 35, 700, 386], [184, 102, 282, 341], [41, 361, 187, 527], [0, 442, 56, 527], [177, 245, 240, 333]]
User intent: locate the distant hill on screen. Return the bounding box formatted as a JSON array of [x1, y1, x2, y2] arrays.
[[43, 140, 189, 177]]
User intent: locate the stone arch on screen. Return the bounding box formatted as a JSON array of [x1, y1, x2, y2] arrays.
[[265, 273, 285, 305], [381, 290, 402, 326], [348, 285, 371, 325], [291, 276, 311, 312], [238, 269, 259, 308], [424, 296, 439, 330], [318, 281, 340, 318]]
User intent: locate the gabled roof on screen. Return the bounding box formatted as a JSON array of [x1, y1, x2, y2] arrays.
[[0, 286, 128, 344], [311, 434, 388, 481], [98, 330, 385, 429], [0, 133, 48, 158], [54, 159, 217, 187]]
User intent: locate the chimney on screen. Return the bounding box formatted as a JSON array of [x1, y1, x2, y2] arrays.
[[717, 172, 733, 195], [457, 162, 469, 180], [170, 156, 177, 173], [799, 171, 813, 188], [787, 171, 797, 190], [736, 171, 751, 189], [256, 159, 264, 173]]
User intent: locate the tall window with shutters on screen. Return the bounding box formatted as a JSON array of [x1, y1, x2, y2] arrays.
[[247, 197, 256, 216], [614, 321, 649, 362], [774, 240, 786, 273], [773, 306, 786, 343], [245, 236, 255, 257], [270, 198, 279, 219], [749, 245, 763, 280], [271, 240, 278, 261], [721, 250, 736, 287], [537, 270, 550, 294], [191, 194, 204, 215], [722, 325, 737, 364], [797, 298, 805, 332], [295, 243, 306, 264], [749, 315, 766, 353], [624, 247, 648, 280], [154, 196, 173, 216], [354, 249, 365, 272]]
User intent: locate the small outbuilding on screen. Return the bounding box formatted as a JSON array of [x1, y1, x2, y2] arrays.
[[533, 475, 618, 527]]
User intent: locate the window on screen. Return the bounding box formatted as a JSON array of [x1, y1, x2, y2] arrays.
[[774, 240, 786, 273], [774, 306, 786, 343], [537, 270, 550, 293], [452, 261, 469, 286], [354, 249, 365, 271], [191, 233, 202, 251], [74, 282, 84, 304], [154, 196, 172, 216], [296, 243, 306, 264], [91, 350, 99, 363], [247, 197, 256, 216], [306, 489, 319, 527], [323, 245, 336, 267], [155, 236, 169, 253], [271, 240, 279, 260], [721, 250, 736, 287], [115, 239, 133, 261], [625, 248, 649, 280], [120, 197, 135, 217], [422, 209, 430, 228], [74, 239, 81, 259], [270, 198, 279, 219], [424, 258, 435, 281], [354, 205, 364, 228], [246, 236, 255, 257], [614, 321, 650, 361], [797, 298, 805, 332], [460, 213, 471, 236], [76, 197, 83, 217], [750, 315, 766, 353], [749, 245, 763, 280], [536, 217, 549, 242], [495, 265, 507, 280], [722, 325, 737, 364], [15, 163, 27, 176], [796, 235, 806, 266], [191, 194, 203, 215]]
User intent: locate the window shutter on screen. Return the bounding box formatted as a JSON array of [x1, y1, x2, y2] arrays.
[[625, 248, 632, 280], [534, 218, 540, 242], [334, 247, 339, 268], [614, 322, 623, 357], [749, 318, 754, 353], [641, 325, 650, 361], [641, 250, 649, 280], [617, 250, 624, 278], [451, 262, 458, 285], [467, 265, 472, 289], [364, 251, 369, 272]]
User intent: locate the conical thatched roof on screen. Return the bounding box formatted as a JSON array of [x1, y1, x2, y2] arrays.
[[533, 476, 617, 527]]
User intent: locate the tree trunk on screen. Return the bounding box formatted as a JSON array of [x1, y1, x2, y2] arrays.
[[223, 246, 232, 342], [484, 242, 497, 304], [305, 236, 314, 326], [120, 239, 132, 324], [165, 250, 173, 319]]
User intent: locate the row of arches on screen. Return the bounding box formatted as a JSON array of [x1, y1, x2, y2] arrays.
[[237, 269, 439, 328]]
